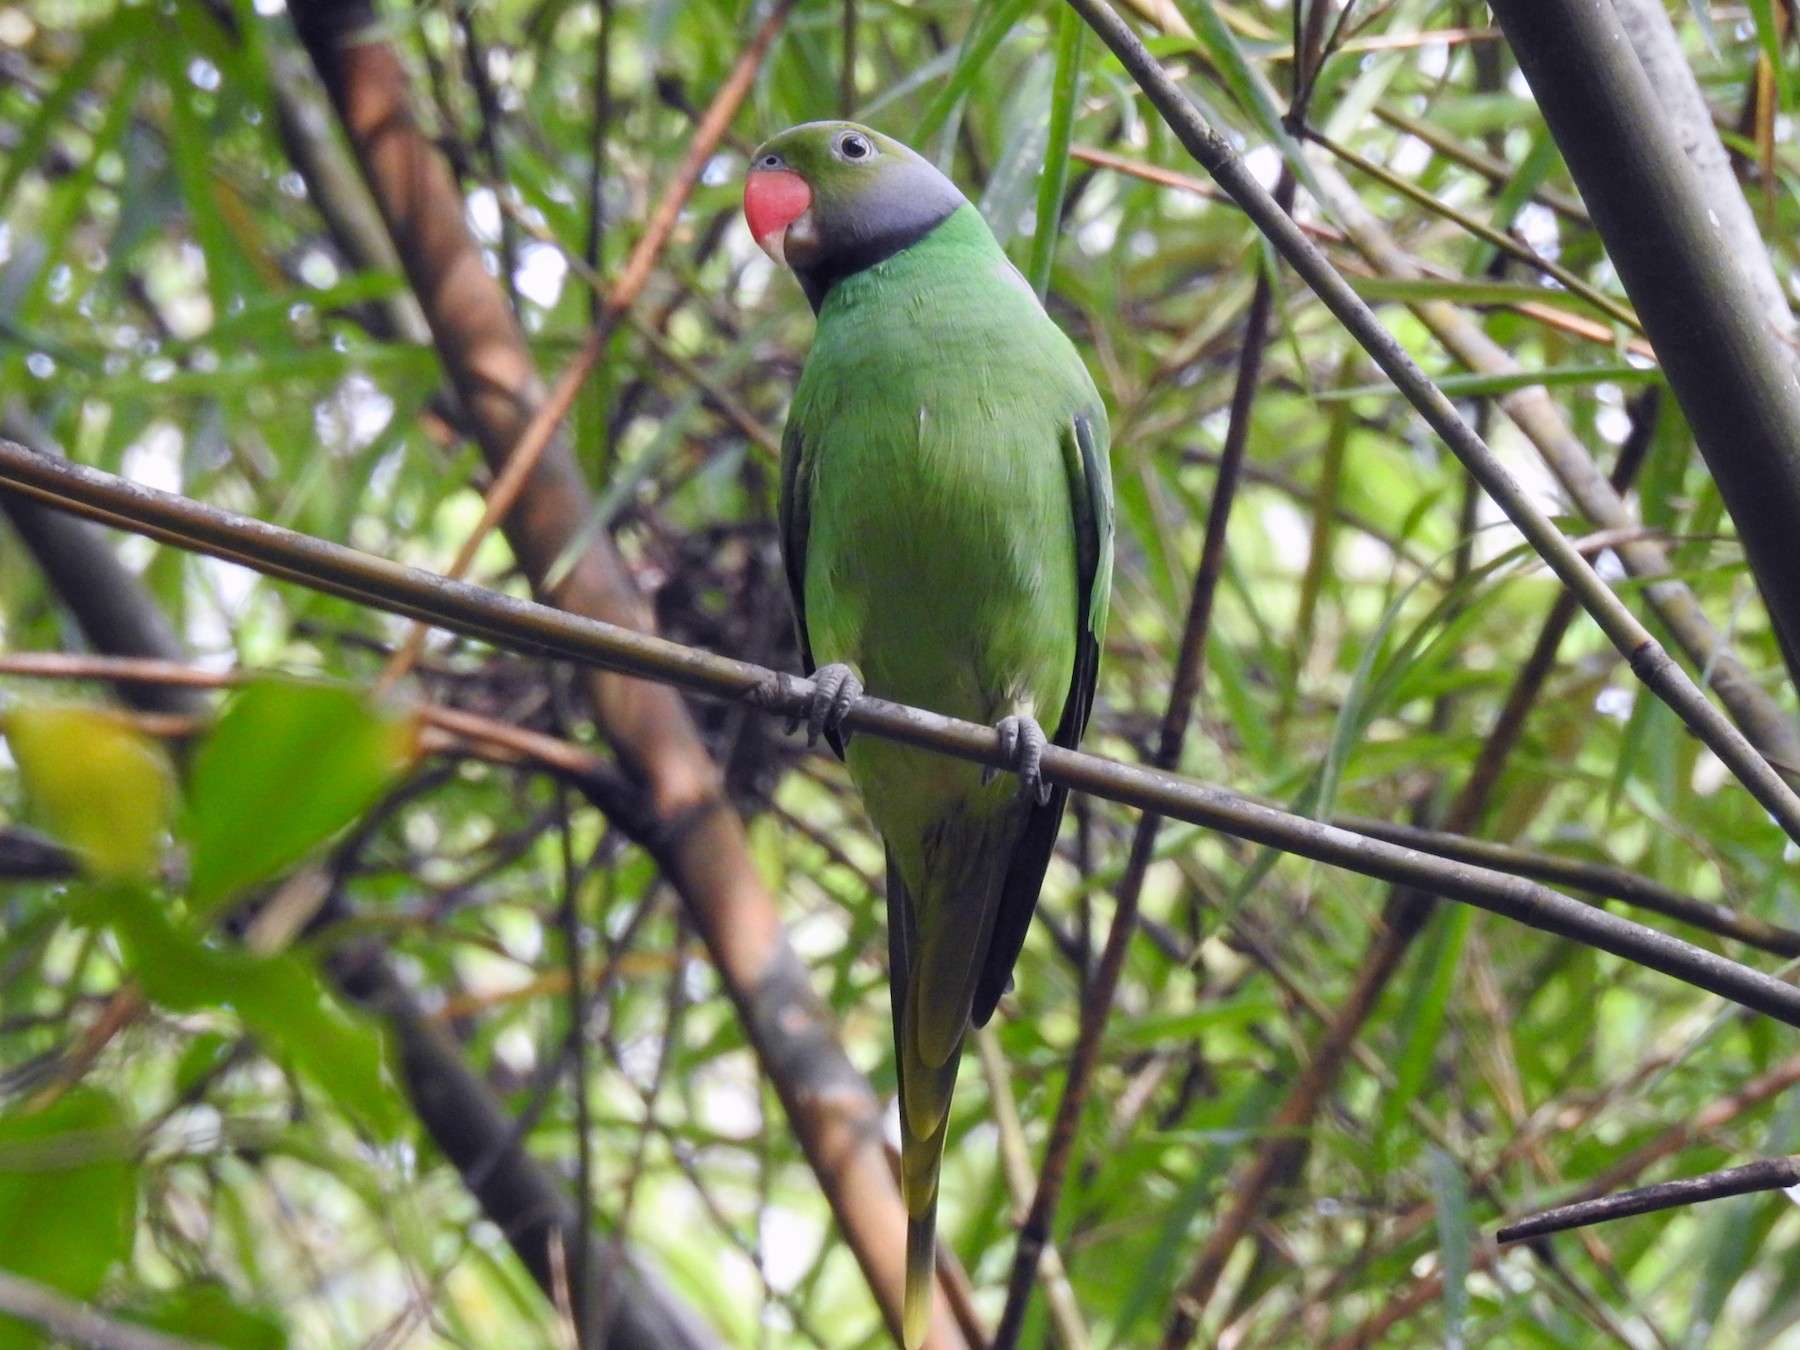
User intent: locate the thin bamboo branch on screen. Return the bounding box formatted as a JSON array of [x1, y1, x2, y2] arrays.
[[0, 414, 198, 717], [1059, 0, 1800, 841], [1302, 126, 1640, 331], [373, 0, 792, 691], [329, 942, 722, 1350], [7, 443, 1800, 1029], [1497, 1156, 1800, 1243], [1155, 391, 1664, 1344], [1324, 1047, 1800, 1349], [18, 649, 1783, 964], [2, 453, 718, 1349], [1370, 103, 1590, 224], [973, 1027, 1090, 1350]]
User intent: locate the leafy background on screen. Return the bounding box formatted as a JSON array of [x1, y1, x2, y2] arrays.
[[2, 0, 1799, 1345]]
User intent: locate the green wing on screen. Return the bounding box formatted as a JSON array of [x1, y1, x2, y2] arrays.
[[780, 418, 857, 763], [972, 409, 1113, 1025], [778, 418, 817, 673]]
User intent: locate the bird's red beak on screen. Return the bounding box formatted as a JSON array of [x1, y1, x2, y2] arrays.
[[744, 168, 813, 270]]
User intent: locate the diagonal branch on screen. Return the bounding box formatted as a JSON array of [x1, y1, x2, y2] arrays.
[[1155, 390, 1664, 1346], [1296, 150, 1800, 777], [1058, 0, 1800, 841], [0, 1270, 225, 1350], [6, 441, 1800, 1034], [1496, 1156, 1800, 1244]]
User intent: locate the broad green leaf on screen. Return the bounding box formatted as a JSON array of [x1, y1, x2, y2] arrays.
[[4, 703, 174, 881], [92, 885, 403, 1141], [185, 680, 418, 917], [0, 1088, 136, 1350], [124, 1286, 286, 1350]]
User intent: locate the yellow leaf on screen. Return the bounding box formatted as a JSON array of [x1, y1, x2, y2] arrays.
[[5, 702, 174, 881]]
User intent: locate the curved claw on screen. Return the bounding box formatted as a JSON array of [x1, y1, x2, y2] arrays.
[[985, 714, 1052, 805], [797, 662, 863, 747]]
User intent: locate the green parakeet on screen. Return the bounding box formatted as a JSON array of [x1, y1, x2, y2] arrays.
[[746, 121, 1113, 1348]]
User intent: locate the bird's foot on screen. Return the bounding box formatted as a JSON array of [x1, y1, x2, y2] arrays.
[[983, 714, 1052, 805], [790, 663, 863, 747]]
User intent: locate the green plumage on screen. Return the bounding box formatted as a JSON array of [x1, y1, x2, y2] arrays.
[[755, 122, 1112, 1348]]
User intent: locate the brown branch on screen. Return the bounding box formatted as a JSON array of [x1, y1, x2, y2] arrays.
[[0, 413, 200, 717], [1325, 1047, 1800, 1348], [1497, 1156, 1800, 1244], [0, 1270, 225, 1350], [279, 5, 965, 1342]]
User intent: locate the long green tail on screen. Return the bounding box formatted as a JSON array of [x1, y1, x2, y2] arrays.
[[900, 1082, 953, 1349], [887, 817, 1013, 1347]]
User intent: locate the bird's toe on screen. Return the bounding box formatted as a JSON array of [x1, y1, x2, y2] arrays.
[[992, 714, 1051, 804], [803, 663, 863, 747]]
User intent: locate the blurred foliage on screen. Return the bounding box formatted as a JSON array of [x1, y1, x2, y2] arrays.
[[1, 0, 1799, 1345]]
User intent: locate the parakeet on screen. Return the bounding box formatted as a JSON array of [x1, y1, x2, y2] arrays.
[[745, 121, 1113, 1348]]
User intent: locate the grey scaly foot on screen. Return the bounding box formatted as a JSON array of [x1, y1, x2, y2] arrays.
[[983, 713, 1051, 805], [792, 662, 862, 747]]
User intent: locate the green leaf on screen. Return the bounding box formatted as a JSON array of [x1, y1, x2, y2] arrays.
[[1377, 907, 1470, 1157], [912, 0, 1036, 144], [1316, 361, 1659, 403], [91, 885, 403, 1141], [1427, 1145, 1472, 1349], [4, 703, 175, 881], [124, 1286, 286, 1350], [1027, 7, 1083, 297], [184, 680, 417, 917], [0, 1089, 136, 1350]]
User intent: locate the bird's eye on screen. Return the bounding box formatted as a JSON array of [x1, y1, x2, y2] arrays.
[[757, 152, 784, 170], [836, 131, 874, 161]]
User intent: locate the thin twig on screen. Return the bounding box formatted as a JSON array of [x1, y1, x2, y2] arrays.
[[1497, 1156, 1800, 1244], [1299, 147, 1800, 778], [0, 1270, 225, 1350], [1302, 125, 1640, 330], [1154, 383, 1666, 1344], [974, 1026, 1090, 1350]]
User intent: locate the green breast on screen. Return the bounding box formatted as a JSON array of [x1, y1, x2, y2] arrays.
[[791, 208, 1099, 730]]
